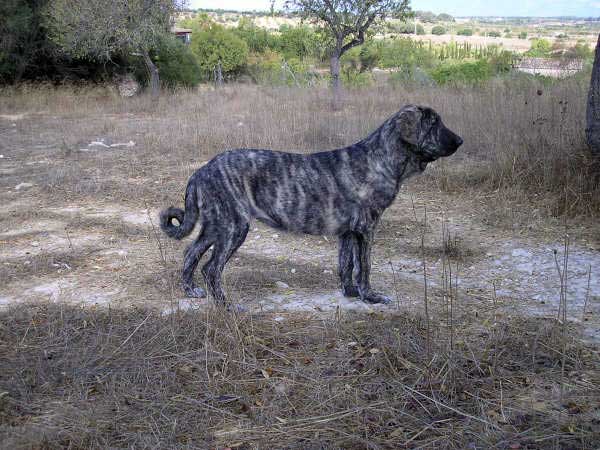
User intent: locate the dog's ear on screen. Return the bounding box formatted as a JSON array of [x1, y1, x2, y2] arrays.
[[395, 107, 422, 146]]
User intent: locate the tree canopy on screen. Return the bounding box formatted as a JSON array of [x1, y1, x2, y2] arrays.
[[45, 0, 184, 96], [285, 0, 410, 100]]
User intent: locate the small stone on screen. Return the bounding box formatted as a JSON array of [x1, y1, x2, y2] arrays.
[[275, 281, 289, 290], [290, 268, 296, 274], [31, 241, 39, 247], [15, 182, 33, 191]]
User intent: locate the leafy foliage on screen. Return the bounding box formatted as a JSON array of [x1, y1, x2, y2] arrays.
[[234, 18, 276, 53], [457, 28, 473, 36], [277, 25, 323, 60], [151, 36, 201, 88], [431, 25, 446, 35], [429, 59, 491, 85], [190, 23, 249, 80], [525, 38, 552, 57]]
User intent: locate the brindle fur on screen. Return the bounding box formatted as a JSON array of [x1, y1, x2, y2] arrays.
[[160, 105, 463, 305]]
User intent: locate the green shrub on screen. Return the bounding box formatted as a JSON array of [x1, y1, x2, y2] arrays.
[[431, 25, 446, 35], [234, 18, 276, 53], [379, 38, 436, 70], [152, 36, 201, 88], [489, 50, 515, 74], [436, 13, 454, 22], [388, 66, 434, 86], [277, 25, 321, 60], [525, 38, 552, 57], [245, 51, 319, 86], [190, 23, 248, 80], [359, 42, 382, 71], [390, 21, 425, 35], [457, 28, 473, 36], [488, 31, 501, 38], [429, 59, 491, 85], [518, 31, 528, 39]]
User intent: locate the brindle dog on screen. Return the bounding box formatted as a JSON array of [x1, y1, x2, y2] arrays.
[[160, 105, 462, 306]]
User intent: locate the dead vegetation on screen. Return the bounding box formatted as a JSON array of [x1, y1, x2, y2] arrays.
[[1, 79, 600, 448], [0, 303, 598, 449]]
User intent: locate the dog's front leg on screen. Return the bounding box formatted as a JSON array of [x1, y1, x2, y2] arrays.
[[338, 232, 359, 297], [355, 231, 392, 305]]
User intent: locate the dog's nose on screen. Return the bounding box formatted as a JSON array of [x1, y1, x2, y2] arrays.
[[455, 136, 463, 147]]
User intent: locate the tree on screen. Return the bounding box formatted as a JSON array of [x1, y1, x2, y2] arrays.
[[586, 34, 600, 157], [285, 0, 410, 103], [431, 25, 446, 35], [190, 23, 248, 80], [44, 0, 183, 97], [436, 13, 454, 22]]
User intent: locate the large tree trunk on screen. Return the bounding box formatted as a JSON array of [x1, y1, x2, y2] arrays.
[[330, 50, 342, 110], [142, 49, 160, 99], [586, 33, 600, 157]]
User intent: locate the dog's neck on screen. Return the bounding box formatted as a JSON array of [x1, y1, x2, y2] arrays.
[[360, 129, 425, 184]]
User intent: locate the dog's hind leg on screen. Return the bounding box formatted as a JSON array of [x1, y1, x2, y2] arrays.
[[338, 232, 359, 297], [201, 222, 249, 306], [355, 231, 392, 305], [182, 229, 215, 298]]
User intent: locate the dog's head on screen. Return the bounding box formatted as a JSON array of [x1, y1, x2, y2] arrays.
[[393, 105, 463, 170]]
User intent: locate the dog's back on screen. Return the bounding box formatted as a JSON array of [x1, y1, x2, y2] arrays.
[[193, 145, 401, 235]]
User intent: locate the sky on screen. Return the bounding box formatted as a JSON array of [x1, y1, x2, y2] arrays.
[[189, 0, 600, 18]]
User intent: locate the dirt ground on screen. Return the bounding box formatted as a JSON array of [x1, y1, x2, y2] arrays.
[[1, 95, 598, 342], [1, 85, 600, 448]]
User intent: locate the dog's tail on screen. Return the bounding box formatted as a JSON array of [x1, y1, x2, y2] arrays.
[[160, 182, 199, 240]]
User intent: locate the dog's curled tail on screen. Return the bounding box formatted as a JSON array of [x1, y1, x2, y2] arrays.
[[160, 182, 199, 240]]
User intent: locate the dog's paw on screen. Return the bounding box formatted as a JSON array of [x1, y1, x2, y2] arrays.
[[342, 285, 360, 298], [184, 286, 207, 298], [361, 291, 392, 305]]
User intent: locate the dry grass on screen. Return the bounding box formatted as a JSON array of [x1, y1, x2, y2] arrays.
[[1, 79, 600, 448], [1, 303, 599, 449], [2, 77, 598, 223]]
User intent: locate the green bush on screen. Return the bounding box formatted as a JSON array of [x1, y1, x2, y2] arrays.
[[457, 29, 473, 36], [234, 18, 276, 53], [190, 23, 248, 80], [359, 42, 381, 71], [390, 22, 425, 35], [277, 25, 321, 60], [245, 51, 319, 86], [429, 59, 491, 85], [150, 36, 201, 88], [379, 38, 436, 70], [489, 50, 515, 75], [431, 25, 446, 35], [488, 31, 501, 38], [525, 38, 552, 57], [518, 31, 528, 39]]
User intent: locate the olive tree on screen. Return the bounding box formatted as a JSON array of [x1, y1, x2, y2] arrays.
[[285, 0, 410, 102], [45, 0, 184, 97]]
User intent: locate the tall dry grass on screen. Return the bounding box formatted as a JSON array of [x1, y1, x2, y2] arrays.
[[2, 75, 597, 220]]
